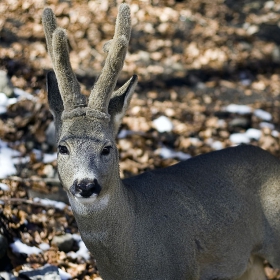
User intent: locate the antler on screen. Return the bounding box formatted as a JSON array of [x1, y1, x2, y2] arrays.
[[42, 8, 87, 111], [43, 4, 132, 117], [88, 3, 131, 114]]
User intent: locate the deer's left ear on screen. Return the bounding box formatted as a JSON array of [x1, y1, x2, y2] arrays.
[[108, 75, 138, 136]]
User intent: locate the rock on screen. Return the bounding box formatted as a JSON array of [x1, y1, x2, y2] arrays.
[[18, 265, 60, 280], [51, 234, 74, 253], [0, 235, 8, 259], [229, 117, 250, 129], [0, 71, 13, 98], [0, 272, 16, 280]]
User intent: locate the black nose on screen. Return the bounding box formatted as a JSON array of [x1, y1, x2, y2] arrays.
[[70, 178, 101, 198]]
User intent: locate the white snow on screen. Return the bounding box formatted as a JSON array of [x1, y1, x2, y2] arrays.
[[225, 104, 252, 115], [0, 183, 10, 191], [259, 122, 275, 130], [254, 109, 272, 121], [33, 197, 68, 210], [43, 153, 57, 163], [152, 116, 173, 133], [0, 93, 8, 106], [206, 139, 223, 150], [0, 89, 35, 115], [0, 107, 7, 114], [0, 140, 20, 178], [245, 128, 262, 140], [10, 239, 42, 255], [7, 97, 18, 106], [58, 269, 72, 280], [0, 140, 57, 179], [13, 88, 35, 100], [229, 133, 250, 144], [230, 128, 262, 144], [67, 234, 91, 260], [156, 146, 191, 160], [272, 130, 279, 137], [38, 243, 50, 251]]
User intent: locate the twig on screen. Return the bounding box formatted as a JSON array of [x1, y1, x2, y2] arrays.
[[0, 197, 67, 209], [0, 176, 61, 185]]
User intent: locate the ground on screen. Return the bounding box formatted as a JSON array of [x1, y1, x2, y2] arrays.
[[1, 0, 280, 279]]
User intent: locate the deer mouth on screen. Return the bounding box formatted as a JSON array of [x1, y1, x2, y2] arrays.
[[70, 178, 101, 199]]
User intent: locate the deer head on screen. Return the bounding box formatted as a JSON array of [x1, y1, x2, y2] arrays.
[[42, 4, 137, 205]]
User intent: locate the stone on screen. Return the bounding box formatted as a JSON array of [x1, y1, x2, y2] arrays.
[[0, 71, 13, 98], [0, 272, 16, 280], [18, 265, 60, 280], [229, 117, 250, 129], [51, 234, 74, 252]]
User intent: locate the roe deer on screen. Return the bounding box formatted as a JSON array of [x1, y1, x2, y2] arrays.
[[42, 4, 280, 280]]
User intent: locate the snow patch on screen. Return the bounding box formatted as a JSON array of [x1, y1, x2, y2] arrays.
[[206, 138, 223, 150], [58, 269, 72, 280], [259, 122, 275, 130], [153, 116, 173, 132], [0, 183, 10, 191], [230, 133, 250, 144], [254, 109, 272, 121], [245, 128, 262, 140], [0, 140, 20, 178], [272, 130, 279, 137], [0, 92, 8, 106], [13, 88, 35, 100], [0, 89, 36, 115], [10, 239, 42, 255], [230, 128, 262, 144], [39, 243, 50, 251], [43, 153, 57, 163], [33, 197, 67, 210], [225, 104, 252, 115], [68, 234, 91, 260], [157, 146, 191, 161]]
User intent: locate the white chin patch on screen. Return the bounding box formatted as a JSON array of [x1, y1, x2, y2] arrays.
[[74, 194, 98, 204]]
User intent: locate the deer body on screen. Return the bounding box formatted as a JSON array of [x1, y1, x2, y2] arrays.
[[42, 4, 280, 280], [70, 144, 280, 280]]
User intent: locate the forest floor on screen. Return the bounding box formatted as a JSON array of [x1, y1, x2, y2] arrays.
[[1, 0, 280, 279]]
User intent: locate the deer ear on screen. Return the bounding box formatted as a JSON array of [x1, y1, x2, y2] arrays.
[[108, 75, 137, 136], [46, 71, 64, 142]]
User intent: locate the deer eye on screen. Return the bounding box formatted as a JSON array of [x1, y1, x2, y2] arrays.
[[58, 145, 69, 155], [101, 146, 112, 156]]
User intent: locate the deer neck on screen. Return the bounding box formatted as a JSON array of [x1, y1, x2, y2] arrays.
[[68, 174, 135, 245]]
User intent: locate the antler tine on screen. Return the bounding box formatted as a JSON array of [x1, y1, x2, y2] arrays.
[[42, 8, 57, 63], [88, 3, 131, 113], [42, 8, 87, 111], [52, 28, 87, 109]]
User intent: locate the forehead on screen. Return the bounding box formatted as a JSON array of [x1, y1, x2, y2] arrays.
[[60, 116, 111, 139]]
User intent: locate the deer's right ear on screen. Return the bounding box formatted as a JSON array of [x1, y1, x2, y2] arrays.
[[46, 71, 64, 115], [46, 71, 64, 142], [108, 75, 138, 136]]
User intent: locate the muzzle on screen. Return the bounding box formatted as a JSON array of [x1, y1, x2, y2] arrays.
[[70, 178, 101, 198]]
